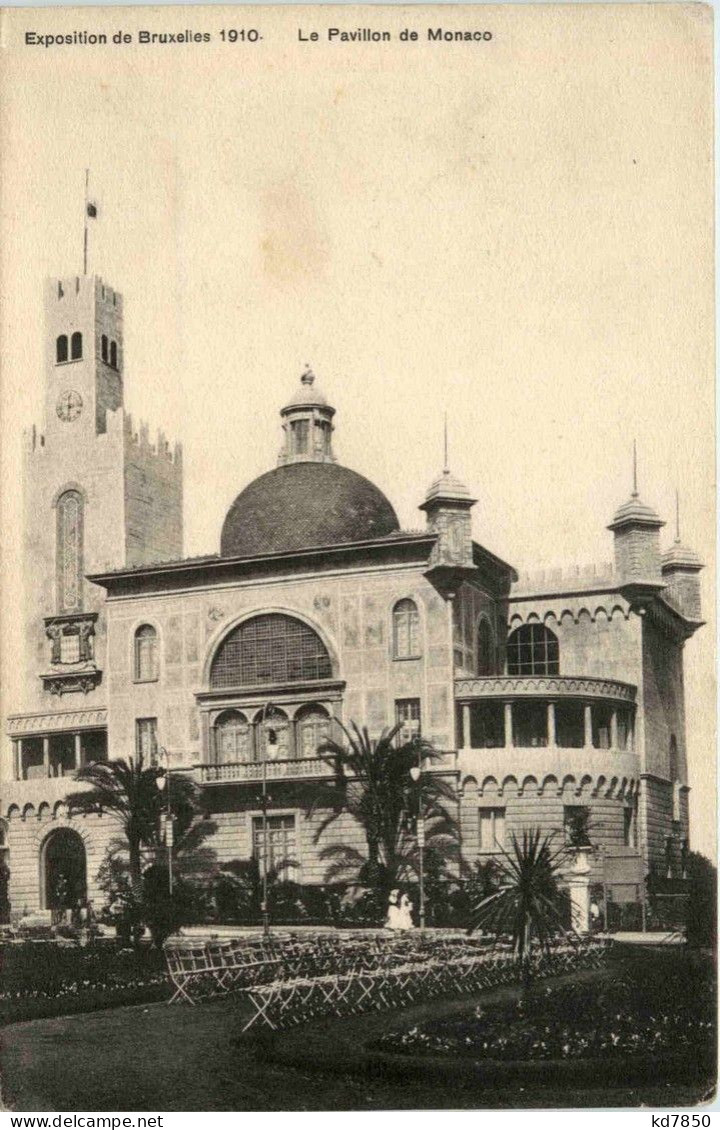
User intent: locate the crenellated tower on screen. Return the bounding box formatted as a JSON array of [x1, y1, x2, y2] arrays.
[[21, 273, 183, 715]]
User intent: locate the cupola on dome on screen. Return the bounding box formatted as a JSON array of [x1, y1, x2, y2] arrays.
[[220, 370, 400, 557]]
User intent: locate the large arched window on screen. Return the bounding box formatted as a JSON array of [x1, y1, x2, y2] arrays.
[[393, 599, 420, 659], [56, 334, 68, 363], [506, 623, 559, 676], [134, 624, 158, 682], [56, 490, 84, 613], [210, 614, 332, 689], [296, 704, 330, 758], [70, 332, 83, 361], [254, 707, 290, 759], [477, 618, 494, 675], [214, 709, 252, 763]]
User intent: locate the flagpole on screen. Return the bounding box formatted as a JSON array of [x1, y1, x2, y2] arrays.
[[83, 169, 89, 276]]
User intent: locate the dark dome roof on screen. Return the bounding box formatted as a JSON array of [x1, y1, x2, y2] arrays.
[[220, 462, 400, 557]]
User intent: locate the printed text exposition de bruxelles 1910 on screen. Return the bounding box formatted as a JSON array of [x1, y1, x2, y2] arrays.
[[23, 26, 494, 47]]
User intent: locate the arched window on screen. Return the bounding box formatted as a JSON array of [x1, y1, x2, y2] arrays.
[[393, 599, 420, 659], [56, 334, 68, 363], [477, 618, 494, 676], [210, 614, 332, 689], [101, 335, 108, 363], [56, 490, 84, 613], [70, 332, 82, 361], [214, 709, 251, 763], [134, 624, 158, 682], [110, 340, 117, 368], [254, 707, 290, 760], [296, 704, 330, 758], [506, 623, 559, 676]]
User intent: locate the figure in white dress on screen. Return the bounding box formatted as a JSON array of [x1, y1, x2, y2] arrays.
[[385, 888, 415, 930]]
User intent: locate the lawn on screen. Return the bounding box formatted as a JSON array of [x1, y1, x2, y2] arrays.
[[1, 949, 715, 1111]]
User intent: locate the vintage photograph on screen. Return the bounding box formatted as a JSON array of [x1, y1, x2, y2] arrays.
[[0, 3, 715, 1112]]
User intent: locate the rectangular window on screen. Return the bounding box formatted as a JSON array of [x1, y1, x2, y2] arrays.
[[136, 717, 158, 765], [623, 804, 637, 847], [564, 805, 591, 846], [479, 807, 505, 853], [395, 698, 421, 743], [512, 701, 547, 748], [616, 708, 631, 751], [469, 702, 504, 748], [59, 633, 80, 664], [592, 705, 613, 749], [555, 702, 584, 749], [294, 420, 309, 454], [252, 814, 297, 880]]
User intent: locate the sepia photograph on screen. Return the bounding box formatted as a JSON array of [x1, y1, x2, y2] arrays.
[[0, 3, 715, 1113]]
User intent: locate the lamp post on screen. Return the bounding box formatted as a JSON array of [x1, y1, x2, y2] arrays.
[[259, 703, 278, 937], [409, 759, 426, 930], [155, 746, 173, 897]]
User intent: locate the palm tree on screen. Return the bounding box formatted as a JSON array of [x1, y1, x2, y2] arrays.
[[310, 720, 459, 913], [65, 754, 213, 905], [469, 828, 571, 966]]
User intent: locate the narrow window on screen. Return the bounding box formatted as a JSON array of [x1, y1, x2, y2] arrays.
[[253, 814, 297, 880], [591, 704, 613, 749], [101, 335, 108, 363], [507, 623, 559, 676], [479, 808, 505, 853], [393, 599, 421, 659], [56, 335, 68, 364], [134, 624, 158, 682], [293, 419, 309, 454], [110, 340, 118, 368], [476, 619, 494, 675], [512, 700, 547, 748], [56, 490, 84, 613], [70, 331, 82, 361], [135, 718, 158, 765], [395, 698, 421, 743], [623, 804, 637, 848]]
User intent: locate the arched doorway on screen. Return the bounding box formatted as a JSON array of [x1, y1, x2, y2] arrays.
[[42, 828, 87, 911]]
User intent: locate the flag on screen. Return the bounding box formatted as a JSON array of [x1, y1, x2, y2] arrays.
[[86, 201, 97, 218]]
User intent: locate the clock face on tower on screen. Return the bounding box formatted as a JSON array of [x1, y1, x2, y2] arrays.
[[56, 390, 83, 422]]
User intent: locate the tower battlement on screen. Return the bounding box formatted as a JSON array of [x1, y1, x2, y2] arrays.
[[123, 414, 183, 467], [512, 560, 616, 595]]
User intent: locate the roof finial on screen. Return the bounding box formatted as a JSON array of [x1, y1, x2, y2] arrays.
[[632, 439, 638, 498], [675, 488, 681, 543], [301, 365, 315, 387], [443, 412, 449, 474]]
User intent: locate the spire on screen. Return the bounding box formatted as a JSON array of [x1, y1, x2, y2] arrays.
[[608, 441, 664, 532], [675, 488, 681, 543], [443, 412, 449, 474], [632, 438, 638, 497]]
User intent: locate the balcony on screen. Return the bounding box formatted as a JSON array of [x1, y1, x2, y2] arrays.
[[198, 756, 335, 785], [455, 675, 640, 793]]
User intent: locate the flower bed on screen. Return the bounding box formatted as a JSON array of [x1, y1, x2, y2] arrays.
[[376, 950, 715, 1065], [0, 939, 170, 1025]]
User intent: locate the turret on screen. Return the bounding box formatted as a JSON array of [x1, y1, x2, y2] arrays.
[[420, 467, 476, 570], [607, 447, 665, 603], [661, 494, 704, 622]]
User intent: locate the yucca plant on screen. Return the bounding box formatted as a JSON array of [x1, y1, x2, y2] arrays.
[[469, 828, 572, 967]]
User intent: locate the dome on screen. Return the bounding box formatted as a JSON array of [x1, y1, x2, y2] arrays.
[[281, 367, 333, 414], [220, 462, 400, 557]]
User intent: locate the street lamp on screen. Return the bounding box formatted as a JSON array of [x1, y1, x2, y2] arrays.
[[155, 746, 173, 896], [409, 760, 426, 930], [259, 703, 279, 937]]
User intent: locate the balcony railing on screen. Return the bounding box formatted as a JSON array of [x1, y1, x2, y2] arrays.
[[455, 674, 636, 704], [198, 757, 333, 784]]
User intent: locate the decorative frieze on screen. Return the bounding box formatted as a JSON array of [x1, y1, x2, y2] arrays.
[[454, 674, 636, 703], [6, 708, 107, 735]]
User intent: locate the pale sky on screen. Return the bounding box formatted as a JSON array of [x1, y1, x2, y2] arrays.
[[0, 4, 714, 855]]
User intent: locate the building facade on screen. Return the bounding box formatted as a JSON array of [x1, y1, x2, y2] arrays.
[[2, 273, 705, 917]]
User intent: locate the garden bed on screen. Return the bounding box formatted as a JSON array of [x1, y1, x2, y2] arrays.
[[373, 949, 715, 1068], [0, 939, 170, 1025]]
